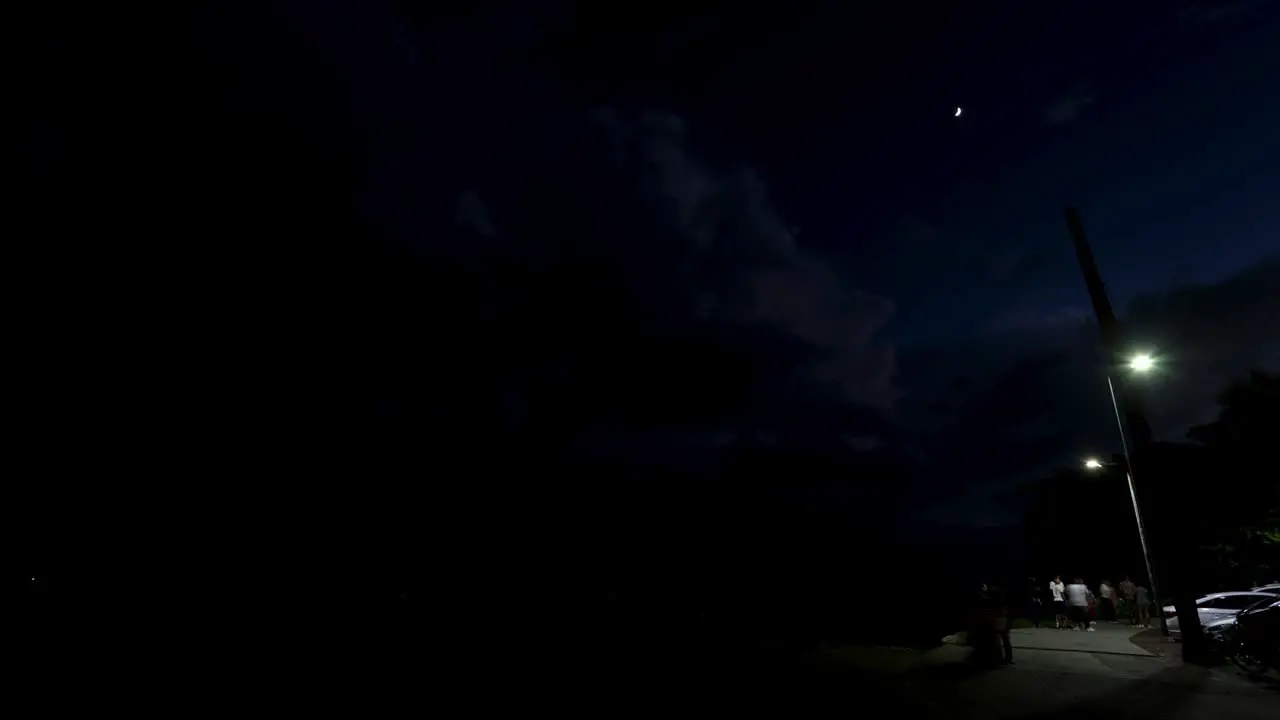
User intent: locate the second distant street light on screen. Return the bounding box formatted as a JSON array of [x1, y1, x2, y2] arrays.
[[1084, 351, 1168, 636]]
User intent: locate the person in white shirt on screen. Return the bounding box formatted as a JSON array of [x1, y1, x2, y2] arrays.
[[1050, 575, 1067, 629], [1099, 581, 1115, 622], [1066, 578, 1093, 631]]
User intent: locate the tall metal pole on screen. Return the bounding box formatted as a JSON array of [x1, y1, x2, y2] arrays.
[[1065, 206, 1206, 661], [1108, 376, 1167, 635]]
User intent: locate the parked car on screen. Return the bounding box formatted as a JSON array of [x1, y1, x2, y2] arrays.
[[1251, 583, 1280, 593], [1203, 614, 1241, 645], [1204, 596, 1279, 653], [1163, 591, 1279, 640]]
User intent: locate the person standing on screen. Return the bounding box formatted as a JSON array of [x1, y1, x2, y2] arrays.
[[1050, 575, 1067, 629], [1119, 576, 1136, 621], [1134, 585, 1152, 629], [1028, 576, 1045, 628], [1066, 577, 1093, 631], [1099, 580, 1116, 622], [991, 584, 1013, 665], [970, 583, 997, 665]]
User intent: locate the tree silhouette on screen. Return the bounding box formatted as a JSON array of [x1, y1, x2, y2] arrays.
[[1186, 370, 1280, 452], [1182, 370, 1280, 586]]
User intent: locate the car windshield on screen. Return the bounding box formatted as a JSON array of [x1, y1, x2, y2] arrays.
[[1241, 596, 1279, 614]]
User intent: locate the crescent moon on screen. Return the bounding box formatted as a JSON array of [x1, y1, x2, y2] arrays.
[[955, 107, 962, 117]]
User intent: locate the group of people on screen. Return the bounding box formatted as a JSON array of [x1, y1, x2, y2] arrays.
[[1032, 574, 1154, 630], [967, 573, 1157, 668]]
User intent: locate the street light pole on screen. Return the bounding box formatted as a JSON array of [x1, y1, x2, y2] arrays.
[[1107, 376, 1168, 636], [1066, 206, 1206, 660]]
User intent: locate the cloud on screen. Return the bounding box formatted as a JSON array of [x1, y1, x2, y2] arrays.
[[898, 257, 1280, 525], [986, 305, 1090, 334], [455, 191, 496, 237], [867, 215, 1055, 297], [1177, 1, 1270, 24], [1044, 86, 1097, 125], [1125, 259, 1280, 435], [590, 110, 899, 408]]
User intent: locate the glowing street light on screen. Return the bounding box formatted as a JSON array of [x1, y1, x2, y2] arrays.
[[1128, 353, 1155, 373], [1084, 458, 1104, 470]]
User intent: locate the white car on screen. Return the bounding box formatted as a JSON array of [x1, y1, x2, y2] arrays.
[[1164, 591, 1280, 640], [1251, 583, 1280, 593]]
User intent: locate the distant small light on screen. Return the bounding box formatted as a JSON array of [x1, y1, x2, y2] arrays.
[[954, 107, 962, 117]]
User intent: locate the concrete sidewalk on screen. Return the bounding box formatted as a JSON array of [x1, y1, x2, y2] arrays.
[[818, 628, 1277, 719], [908, 644, 1277, 718], [944, 622, 1153, 656], [1007, 623, 1154, 656]]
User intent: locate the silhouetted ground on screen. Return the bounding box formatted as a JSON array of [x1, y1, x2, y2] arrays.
[[541, 617, 1278, 715], [806, 639, 1277, 718], [23, 578, 1273, 714]]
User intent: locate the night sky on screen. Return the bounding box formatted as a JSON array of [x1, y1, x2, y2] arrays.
[[16, 0, 1279, 559], [276, 1, 1278, 527], [359, 0, 1280, 343]]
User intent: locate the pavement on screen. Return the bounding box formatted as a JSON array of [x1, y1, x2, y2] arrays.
[[813, 623, 1278, 719], [945, 621, 1156, 656]]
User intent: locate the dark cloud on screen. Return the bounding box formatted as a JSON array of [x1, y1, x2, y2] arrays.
[[301, 0, 901, 428], [869, 215, 1058, 293], [584, 110, 899, 408], [986, 305, 1090, 334], [455, 191, 496, 237], [898, 257, 1280, 525], [292, 1, 898, 412], [1177, 1, 1271, 24], [1043, 84, 1097, 126], [982, 244, 1057, 286], [1126, 259, 1280, 435]]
